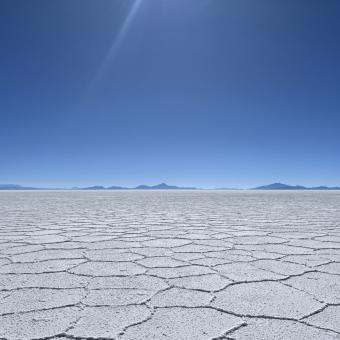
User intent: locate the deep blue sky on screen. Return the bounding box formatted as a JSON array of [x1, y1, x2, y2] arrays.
[[1, 0, 339, 188]]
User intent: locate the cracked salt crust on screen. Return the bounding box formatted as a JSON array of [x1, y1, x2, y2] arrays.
[[0, 190, 340, 339]]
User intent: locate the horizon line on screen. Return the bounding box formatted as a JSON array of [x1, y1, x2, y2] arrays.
[[1, 182, 340, 191]]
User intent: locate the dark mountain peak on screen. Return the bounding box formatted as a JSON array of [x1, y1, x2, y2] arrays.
[[153, 183, 178, 189], [157, 182, 168, 187], [252, 183, 340, 190], [253, 183, 307, 190], [135, 183, 196, 190]]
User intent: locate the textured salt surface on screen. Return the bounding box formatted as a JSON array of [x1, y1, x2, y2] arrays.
[[0, 190, 340, 339]]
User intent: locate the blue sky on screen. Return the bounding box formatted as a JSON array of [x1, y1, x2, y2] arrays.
[[1, 0, 339, 188]]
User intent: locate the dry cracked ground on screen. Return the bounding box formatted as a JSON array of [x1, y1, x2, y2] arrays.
[[0, 190, 340, 340]]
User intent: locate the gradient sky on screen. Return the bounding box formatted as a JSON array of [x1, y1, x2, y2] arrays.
[[1, 0, 339, 188]]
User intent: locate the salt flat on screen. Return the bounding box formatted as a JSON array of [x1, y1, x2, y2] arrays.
[[0, 190, 340, 340]]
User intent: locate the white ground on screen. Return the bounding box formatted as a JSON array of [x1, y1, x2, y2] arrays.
[[0, 190, 340, 340]]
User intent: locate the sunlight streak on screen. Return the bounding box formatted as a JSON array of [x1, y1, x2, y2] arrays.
[[87, 0, 143, 94]]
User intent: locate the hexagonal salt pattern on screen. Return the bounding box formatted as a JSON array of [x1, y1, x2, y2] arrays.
[[0, 190, 340, 339], [120, 307, 245, 340]]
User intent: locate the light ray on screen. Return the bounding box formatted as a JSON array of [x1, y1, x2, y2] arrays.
[[87, 0, 143, 95]]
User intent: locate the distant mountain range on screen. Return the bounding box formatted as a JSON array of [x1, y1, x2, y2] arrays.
[[0, 184, 41, 190], [80, 183, 197, 190], [0, 183, 197, 190], [252, 183, 340, 190], [1, 182, 340, 191]]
